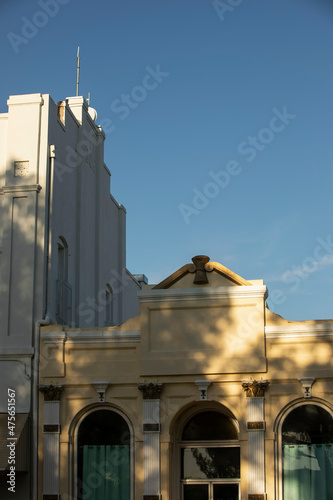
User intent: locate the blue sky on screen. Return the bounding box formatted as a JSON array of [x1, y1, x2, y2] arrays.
[[1, 0, 332, 321]]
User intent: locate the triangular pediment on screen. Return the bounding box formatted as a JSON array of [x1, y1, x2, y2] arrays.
[[152, 255, 251, 289]]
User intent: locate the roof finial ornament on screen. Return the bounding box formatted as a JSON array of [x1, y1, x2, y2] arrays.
[[191, 255, 210, 284]]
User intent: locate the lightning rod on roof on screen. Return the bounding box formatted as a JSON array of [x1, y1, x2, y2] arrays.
[[76, 46, 80, 96]]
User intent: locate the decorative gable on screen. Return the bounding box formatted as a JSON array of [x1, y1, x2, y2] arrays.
[[153, 255, 252, 289], [139, 256, 267, 376]]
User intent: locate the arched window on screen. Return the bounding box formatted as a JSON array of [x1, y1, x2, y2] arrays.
[[77, 409, 131, 500], [180, 410, 240, 500], [282, 404, 333, 500]]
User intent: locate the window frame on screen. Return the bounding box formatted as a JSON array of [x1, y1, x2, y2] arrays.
[[71, 405, 134, 500], [174, 405, 240, 500], [180, 441, 241, 500], [275, 399, 333, 500]]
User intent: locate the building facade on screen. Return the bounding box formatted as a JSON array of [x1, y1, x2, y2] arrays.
[[38, 255, 333, 500], [0, 93, 143, 498]]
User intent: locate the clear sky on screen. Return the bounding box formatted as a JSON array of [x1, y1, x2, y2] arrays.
[[1, 0, 332, 321]]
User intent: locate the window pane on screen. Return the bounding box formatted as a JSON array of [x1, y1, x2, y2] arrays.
[[184, 483, 208, 500], [78, 410, 130, 446], [283, 405, 333, 445], [213, 483, 239, 500], [182, 411, 238, 441], [283, 444, 333, 500], [182, 447, 240, 479], [78, 410, 130, 498], [282, 405, 333, 500]]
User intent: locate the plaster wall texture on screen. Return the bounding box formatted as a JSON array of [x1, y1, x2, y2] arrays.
[[38, 265, 333, 500], [0, 92, 142, 498]]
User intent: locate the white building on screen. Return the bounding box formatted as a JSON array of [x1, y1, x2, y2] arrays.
[[0, 93, 144, 498]]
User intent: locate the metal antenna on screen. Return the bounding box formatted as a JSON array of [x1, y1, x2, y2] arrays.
[[76, 46, 80, 96], [88, 92, 91, 106]]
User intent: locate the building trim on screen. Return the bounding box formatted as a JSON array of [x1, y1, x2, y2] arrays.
[[265, 324, 333, 338], [70, 404, 135, 500], [138, 285, 267, 303], [1, 184, 42, 194], [0, 347, 34, 356], [41, 330, 141, 344]]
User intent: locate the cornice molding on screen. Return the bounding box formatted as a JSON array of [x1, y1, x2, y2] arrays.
[[7, 93, 44, 106], [1, 184, 42, 194], [139, 285, 267, 303], [41, 330, 141, 344], [265, 324, 333, 338]]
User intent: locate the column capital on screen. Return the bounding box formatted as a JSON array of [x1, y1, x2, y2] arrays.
[[242, 380, 269, 398], [138, 383, 163, 399], [39, 385, 63, 401]]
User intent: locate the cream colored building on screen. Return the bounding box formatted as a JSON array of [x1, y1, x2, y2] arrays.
[[39, 255, 333, 500], [0, 93, 143, 498]]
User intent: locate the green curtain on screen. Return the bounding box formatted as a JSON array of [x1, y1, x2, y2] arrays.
[[83, 445, 130, 500], [283, 444, 333, 500]]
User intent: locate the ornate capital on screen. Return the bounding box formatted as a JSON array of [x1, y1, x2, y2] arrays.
[[242, 380, 269, 398], [138, 383, 163, 399], [39, 385, 63, 401]]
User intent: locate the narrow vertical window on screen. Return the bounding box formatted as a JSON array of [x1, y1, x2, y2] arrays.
[[56, 237, 72, 325], [105, 284, 113, 326]]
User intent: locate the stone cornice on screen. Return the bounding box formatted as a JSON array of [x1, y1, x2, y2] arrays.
[[1, 184, 42, 194], [7, 93, 44, 106], [41, 330, 141, 344], [265, 324, 333, 338], [139, 285, 267, 303]]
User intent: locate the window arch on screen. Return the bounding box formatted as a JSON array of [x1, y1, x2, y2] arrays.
[[178, 408, 240, 500], [76, 408, 131, 500], [277, 402, 333, 500]]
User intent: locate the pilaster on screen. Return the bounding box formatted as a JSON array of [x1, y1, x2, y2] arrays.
[[138, 383, 163, 500], [39, 385, 63, 500], [242, 380, 269, 500]]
